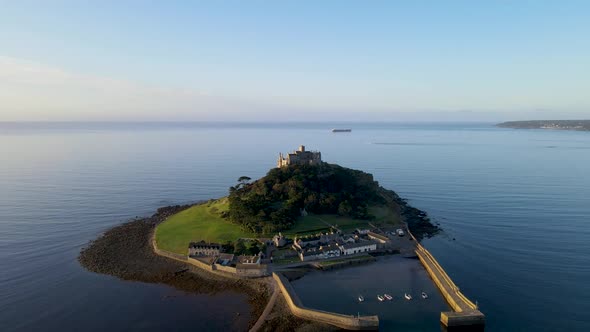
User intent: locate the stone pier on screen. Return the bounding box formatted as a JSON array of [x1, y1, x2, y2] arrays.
[[408, 229, 485, 328]]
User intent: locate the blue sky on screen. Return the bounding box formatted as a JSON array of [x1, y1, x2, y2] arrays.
[[1, 1, 589, 121]]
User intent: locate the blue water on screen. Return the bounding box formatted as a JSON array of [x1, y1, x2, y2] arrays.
[[292, 255, 451, 331], [0, 122, 589, 331]]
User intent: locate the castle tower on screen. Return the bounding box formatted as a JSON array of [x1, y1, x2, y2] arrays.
[[299, 145, 305, 152], [277, 152, 283, 168]]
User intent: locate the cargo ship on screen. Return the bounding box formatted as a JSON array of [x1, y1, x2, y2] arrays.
[[331, 128, 352, 132]]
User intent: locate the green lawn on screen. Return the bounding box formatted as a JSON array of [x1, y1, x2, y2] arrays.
[[285, 214, 369, 237], [369, 205, 401, 225], [155, 198, 254, 255], [285, 204, 401, 237]]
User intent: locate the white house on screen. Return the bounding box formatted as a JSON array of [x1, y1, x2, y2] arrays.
[[298, 244, 341, 261], [339, 241, 377, 255]]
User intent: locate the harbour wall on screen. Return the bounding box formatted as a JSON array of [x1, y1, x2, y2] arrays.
[[406, 227, 485, 327], [273, 272, 379, 330]]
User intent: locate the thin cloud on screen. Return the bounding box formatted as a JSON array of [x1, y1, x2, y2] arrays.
[[0, 56, 259, 121]]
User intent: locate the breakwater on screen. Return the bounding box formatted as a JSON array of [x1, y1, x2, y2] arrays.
[[407, 228, 485, 327], [273, 272, 379, 330]]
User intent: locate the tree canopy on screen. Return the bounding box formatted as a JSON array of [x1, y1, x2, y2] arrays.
[[227, 163, 384, 233]]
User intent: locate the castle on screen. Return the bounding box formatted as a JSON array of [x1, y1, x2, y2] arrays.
[[277, 145, 322, 168]]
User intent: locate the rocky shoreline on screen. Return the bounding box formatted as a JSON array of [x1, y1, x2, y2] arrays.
[[78, 204, 270, 330], [379, 187, 440, 241]]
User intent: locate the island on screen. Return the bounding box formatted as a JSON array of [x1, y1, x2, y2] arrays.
[[497, 120, 590, 131], [79, 145, 483, 331]]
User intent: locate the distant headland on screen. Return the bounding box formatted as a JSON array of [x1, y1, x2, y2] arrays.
[[497, 120, 590, 131]]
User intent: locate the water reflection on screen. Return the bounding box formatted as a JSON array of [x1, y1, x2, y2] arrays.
[[291, 255, 450, 331]]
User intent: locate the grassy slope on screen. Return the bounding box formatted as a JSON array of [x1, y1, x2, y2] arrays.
[[155, 191, 402, 255], [285, 202, 401, 237], [155, 198, 254, 255]]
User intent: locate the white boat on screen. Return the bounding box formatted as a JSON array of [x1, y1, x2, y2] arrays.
[[377, 295, 385, 302], [358, 295, 364, 302], [421, 292, 428, 299], [384, 294, 393, 301], [404, 293, 412, 300]]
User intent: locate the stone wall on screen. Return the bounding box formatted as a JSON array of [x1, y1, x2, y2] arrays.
[[273, 273, 379, 330], [152, 230, 269, 278], [236, 265, 269, 278], [406, 226, 484, 327], [215, 264, 237, 274]]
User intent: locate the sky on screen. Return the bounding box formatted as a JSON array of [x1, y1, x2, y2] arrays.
[[1, 1, 589, 122]]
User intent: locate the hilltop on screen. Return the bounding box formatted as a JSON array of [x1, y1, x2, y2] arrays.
[[227, 162, 439, 238], [153, 157, 439, 255], [228, 163, 384, 233]]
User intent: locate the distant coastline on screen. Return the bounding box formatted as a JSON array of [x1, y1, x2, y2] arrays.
[[497, 120, 590, 131]]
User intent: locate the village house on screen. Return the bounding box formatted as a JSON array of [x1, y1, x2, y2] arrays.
[[272, 232, 287, 247], [298, 244, 341, 261], [294, 231, 340, 250], [237, 253, 262, 265], [235, 253, 268, 277], [342, 235, 356, 244], [367, 231, 389, 244], [215, 253, 235, 266], [339, 241, 377, 255], [356, 228, 370, 235], [188, 241, 221, 256]]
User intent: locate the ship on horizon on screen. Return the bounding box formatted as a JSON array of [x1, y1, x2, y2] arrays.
[[331, 128, 352, 132]]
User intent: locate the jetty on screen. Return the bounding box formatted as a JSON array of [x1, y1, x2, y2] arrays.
[[408, 228, 485, 328]]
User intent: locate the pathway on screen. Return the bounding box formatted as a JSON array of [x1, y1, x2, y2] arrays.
[[249, 281, 280, 332]]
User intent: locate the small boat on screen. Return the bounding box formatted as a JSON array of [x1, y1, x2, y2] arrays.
[[404, 293, 412, 300], [377, 295, 385, 302], [358, 295, 364, 302], [421, 292, 428, 299], [384, 294, 393, 301], [332, 128, 352, 133]]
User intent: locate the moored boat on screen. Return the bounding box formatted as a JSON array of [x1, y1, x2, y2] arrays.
[[421, 292, 428, 299], [358, 295, 364, 302], [377, 295, 385, 302], [404, 293, 412, 300], [384, 294, 393, 301]]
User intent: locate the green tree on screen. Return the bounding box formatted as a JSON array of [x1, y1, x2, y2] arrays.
[[247, 242, 260, 255], [222, 241, 234, 253], [234, 240, 246, 255], [237, 176, 251, 186]]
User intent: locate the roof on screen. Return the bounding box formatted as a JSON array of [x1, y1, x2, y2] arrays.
[[218, 253, 235, 261], [367, 231, 389, 241], [340, 241, 377, 250], [301, 244, 339, 256], [188, 240, 221, 249], [237, 255, 260, 264]]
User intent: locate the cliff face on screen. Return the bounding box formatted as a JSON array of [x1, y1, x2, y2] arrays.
[[497, 120, 590, 131]]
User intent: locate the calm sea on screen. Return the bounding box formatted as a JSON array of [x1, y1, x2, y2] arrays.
[[0, 122, 588, 331]]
